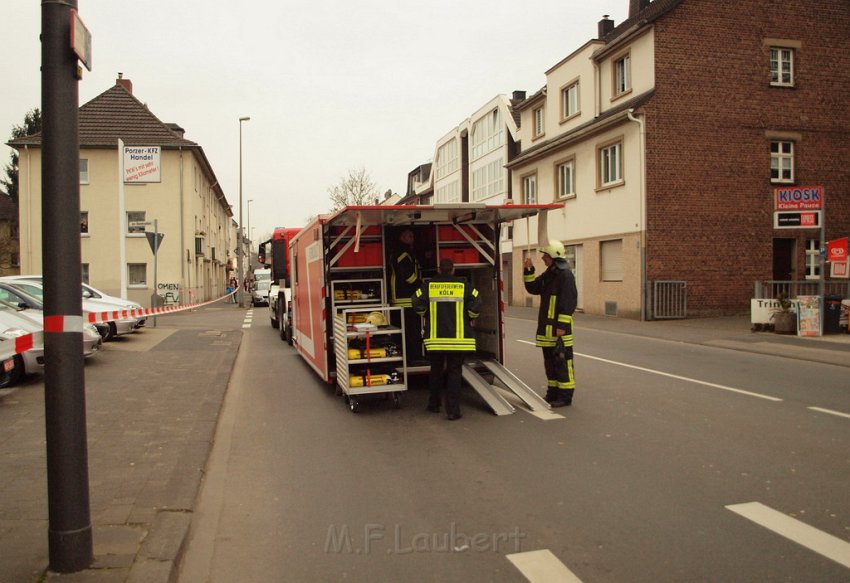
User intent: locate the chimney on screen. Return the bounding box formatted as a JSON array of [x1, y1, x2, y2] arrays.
[[598, 15, 615, 39], [511, 90, 527, 103], [629, 0, 651, 18], [166, 123, 185, 138], [116, 72, 133, 94]]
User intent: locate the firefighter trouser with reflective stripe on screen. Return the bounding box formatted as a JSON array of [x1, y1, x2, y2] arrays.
[[542, 343, 575, 400]]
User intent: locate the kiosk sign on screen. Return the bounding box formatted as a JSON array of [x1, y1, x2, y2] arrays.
[[774, 185, 823, 210]]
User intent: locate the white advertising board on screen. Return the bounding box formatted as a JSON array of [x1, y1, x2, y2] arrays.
[[123, 146, 161, 183], [751, 298, 797, 325]]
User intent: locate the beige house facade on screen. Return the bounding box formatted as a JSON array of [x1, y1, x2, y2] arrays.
[[11, 77, 235, 306]]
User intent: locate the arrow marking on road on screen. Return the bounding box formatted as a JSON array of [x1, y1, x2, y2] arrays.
[[507, 549, 583, 582], [517, 340, 782, 402], [726, 502, 850, 569]]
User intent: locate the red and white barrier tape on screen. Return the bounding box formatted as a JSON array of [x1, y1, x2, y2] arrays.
[[0, 289, 238, 363]]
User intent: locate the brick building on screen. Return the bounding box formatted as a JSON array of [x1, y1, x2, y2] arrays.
[[508, 0, 850, 318]]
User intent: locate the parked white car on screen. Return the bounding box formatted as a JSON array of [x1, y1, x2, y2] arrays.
[[0, 279, 140, 341], [0, 275, 147, 329], [0, 284, 102, 359], [0, 300, 45, 387]]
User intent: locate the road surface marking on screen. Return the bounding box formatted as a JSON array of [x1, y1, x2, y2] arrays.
[[242, 310, 253, 329], [807, 406, 850, 420], [507, 549, 583, 582], [520, 340, 783, 403], [726, 502, 850, 569]]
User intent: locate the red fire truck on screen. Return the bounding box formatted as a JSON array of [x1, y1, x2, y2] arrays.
[[259, 227, 301, 342], [288, 202, 559, 414]]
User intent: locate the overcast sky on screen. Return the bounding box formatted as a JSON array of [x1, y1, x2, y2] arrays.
[[2, 1, 628, 243]]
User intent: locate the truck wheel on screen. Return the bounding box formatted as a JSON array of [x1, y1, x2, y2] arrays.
[[285, 322, 293, 345], [270, 305, 279, 329]]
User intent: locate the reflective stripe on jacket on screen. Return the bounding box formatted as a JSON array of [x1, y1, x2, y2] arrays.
[[524, 262, 577, 348], [412, 276, 480, 352], [390, 247, 420, 307]]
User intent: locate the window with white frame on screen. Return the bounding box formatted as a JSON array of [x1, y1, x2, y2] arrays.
[[599, 141, 623, 187], [128, 263, 147, 287], [127, 211, 146, 234], [614, 53, 631, 96], [770, 140, 794, 183], [533, 106, 545, 138], [471, 158, 505, 201], [81, 263, 90, 284], [561, 81, 579, 120], [80, 211, 89, 235], [557, 160, 575, 199], [435, 179, 460, 203], [471, 108, 504, 160], [522, 174, 538, 204], [79, 159, 89, 184], [805, 239, 821, 280], [770, 47, 794, 86], [600, 239, 624, 281], [435, 139, 459, 180]]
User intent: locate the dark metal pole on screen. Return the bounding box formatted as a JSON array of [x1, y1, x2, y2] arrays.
[[42, 0, 93, 572]]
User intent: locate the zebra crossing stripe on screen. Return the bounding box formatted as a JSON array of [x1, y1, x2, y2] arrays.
[[726, 502, 850, 569], [507, 549, 583, 582]]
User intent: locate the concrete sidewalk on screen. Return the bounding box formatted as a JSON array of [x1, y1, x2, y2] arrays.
[[1, 304, 847, 583], [0, 303, 246, 583]]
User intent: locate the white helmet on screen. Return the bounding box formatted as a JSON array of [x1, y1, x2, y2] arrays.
[[540, 240, 566, 259], [365, 311, 388, 326]]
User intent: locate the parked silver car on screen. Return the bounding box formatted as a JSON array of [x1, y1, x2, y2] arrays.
[[252, 279, 270, 307]]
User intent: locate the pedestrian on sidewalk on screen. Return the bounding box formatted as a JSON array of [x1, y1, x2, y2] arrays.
[[523, 240, 577, 407], [413, 258, 481, 420]]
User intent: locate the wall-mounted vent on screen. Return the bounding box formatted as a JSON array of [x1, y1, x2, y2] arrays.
[[605, 301, 618, 316]]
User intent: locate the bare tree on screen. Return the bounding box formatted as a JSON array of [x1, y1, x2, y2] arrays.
[[327, 167, 379, 211]]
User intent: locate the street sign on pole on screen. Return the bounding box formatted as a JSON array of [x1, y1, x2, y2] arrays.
[[145, 231, 164, 254]]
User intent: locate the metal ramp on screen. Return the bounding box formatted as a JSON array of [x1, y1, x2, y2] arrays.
[[462, 364, 515, 416], [461, 358, 551, 416]]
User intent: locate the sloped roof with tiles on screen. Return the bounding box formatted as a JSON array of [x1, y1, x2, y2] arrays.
[[7, 82, 231, 215], [8, 83, 197, 148]]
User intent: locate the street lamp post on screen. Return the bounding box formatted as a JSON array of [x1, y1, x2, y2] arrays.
[[247, 198, 254, 271], [237, 116, 250, 307]]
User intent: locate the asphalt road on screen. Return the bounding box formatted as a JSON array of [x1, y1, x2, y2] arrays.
[[177, 311, 850, 582]]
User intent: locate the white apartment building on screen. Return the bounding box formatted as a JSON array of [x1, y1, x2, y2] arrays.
[[507, 28, 652, 318], [10, 77, 235, 306]]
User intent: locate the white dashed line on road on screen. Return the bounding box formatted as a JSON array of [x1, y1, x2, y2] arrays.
[[242, 310, 253, 329], [807, 406, 850, 420], [726, 502, 850, 569], [507, 549, 583, 582], [517, 339, 782, 402]]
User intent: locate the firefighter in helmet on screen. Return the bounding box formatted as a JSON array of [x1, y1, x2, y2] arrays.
[[523, 240, 578, 407]]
